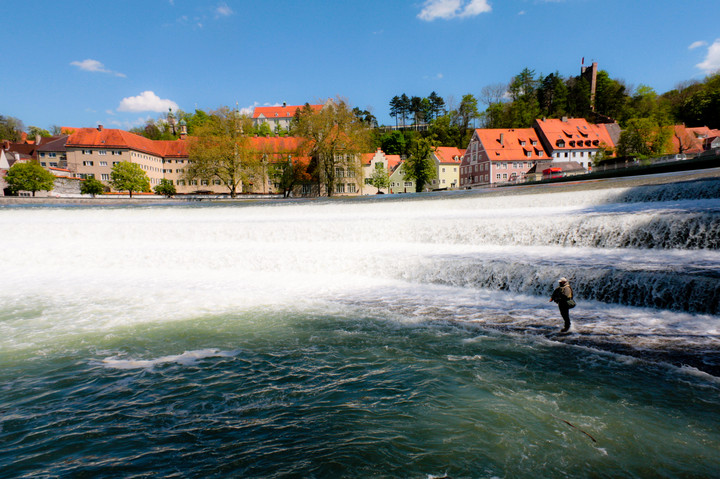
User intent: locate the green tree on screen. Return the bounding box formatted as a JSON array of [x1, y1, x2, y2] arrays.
[[616, 118, 672, 159], [0, 115, 24, 142], [389, 95, 401, 128], [27, 126, 52, 138], [80, 177, 106, 197], [293, 97, 371, 197], [368, 164, 390, 192], [268, 157, 310, 198], [428, 91, 445, 120], [593, 71, 628, 120], [255, 122, 273, 137], [398, 94, 411, 127], [537, 72, 568, 118], [4, 161, 55, 196], [186, 106, 259, 198], [154, 179, 177, 197], [379, 130, 406, 156], [404, 137, 436, 192], [677, 73, 720, 127], [110, 161, 150, 198], [455, 94, 480, 130]]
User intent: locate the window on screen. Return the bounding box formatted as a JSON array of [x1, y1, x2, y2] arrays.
[[213, 180, 221, 185], [201, 180, 209, 186], [348, 183, 356, 193], [101, 174, 110, 180], [302, 184, 312, 195], [503, 173, 508, 179], [364, 178, 371, 185], [335, 167, 344, 178], [177, 180, 185, 186], [113, 161, 120, 166], [335, 183, 345, 193], [404, 181, 413, 187], [82, 150, 92, 155], [83, 161, 93, 166], [40, 153, 46, 158], [526, 151, 532, 158], [99, 150, 107, 156], [375, 162, 384, 170], [496, 174, 501, 179], [442, 167, 446, 173], [99, 161, 107, 166], [41, 162, 47, 166]]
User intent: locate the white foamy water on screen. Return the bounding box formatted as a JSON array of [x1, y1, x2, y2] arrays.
[[1, 181, 719, 372]]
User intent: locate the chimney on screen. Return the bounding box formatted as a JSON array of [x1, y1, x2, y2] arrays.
[[500, 133, 504, 146], [98, 125, 103, 131], [282, 101, 287, 107], [35, 134, 41, 145]]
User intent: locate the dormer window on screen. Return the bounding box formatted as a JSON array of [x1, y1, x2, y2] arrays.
[[556, 140, 565, 148], [569, 141, 575, 147]]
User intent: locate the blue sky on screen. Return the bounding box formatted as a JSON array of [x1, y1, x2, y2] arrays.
[[3, 0, 720, 131]]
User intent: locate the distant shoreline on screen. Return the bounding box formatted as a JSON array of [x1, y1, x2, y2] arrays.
[[2, 167, 720, 206]]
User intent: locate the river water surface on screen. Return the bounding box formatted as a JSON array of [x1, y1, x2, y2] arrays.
[[1, 174, 719, 477]]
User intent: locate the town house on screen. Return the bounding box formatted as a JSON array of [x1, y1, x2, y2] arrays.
[[460, 128, 547, 188]]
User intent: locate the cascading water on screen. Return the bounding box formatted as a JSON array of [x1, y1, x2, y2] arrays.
[[1, 173, 719, 477]]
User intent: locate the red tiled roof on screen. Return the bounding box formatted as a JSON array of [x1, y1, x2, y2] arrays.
[[66, 127, 188, 158], [434, 146, 465, 164], [473, 128, 547, 162], [534, 118, 615, 150], [253, 104, 323, 119]]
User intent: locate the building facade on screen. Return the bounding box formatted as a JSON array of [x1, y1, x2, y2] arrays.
[[252, 103, 323, 133], [428, 146, 464, 190], [361, 148, 401, 194], [460, 128, 547, 188]]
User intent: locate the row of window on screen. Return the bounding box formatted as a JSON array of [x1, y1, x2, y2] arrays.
[[82, 150, 122, 155], [334, 183, 357, 193], [334, 168, 357, 178]]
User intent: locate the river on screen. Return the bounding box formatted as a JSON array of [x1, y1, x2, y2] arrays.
[[1, 171, 719, 477]]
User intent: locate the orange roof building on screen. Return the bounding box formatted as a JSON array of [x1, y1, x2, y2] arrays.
[[533, 118, 616, 165], [460, 127, 548, 188], [429, 146, 465, 190], [252, 103, 323, 133], [361, 148, 401, 194]]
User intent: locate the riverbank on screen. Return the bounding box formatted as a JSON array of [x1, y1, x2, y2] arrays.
[[3, 167, 720, 207]]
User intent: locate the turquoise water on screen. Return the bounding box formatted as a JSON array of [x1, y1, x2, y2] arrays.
[[2, 179, 720, 477], [3, 309, 719, 478]]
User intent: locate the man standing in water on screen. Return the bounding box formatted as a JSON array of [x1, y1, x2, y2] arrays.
[[550, 277, 574, 333]]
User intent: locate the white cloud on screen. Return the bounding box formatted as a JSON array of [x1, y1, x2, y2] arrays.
[[216, 2, 233, 17], [71, 59, 126, 77], [696, 39, 720, 74], [117, 91, 179, 113], [518, 10, 526, 15], [418, 0, 491, 21], [689, 40, 707, 50]]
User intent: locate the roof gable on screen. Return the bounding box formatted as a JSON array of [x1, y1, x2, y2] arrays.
[[534, 118, 615, 150], [472, 128, 547, 162]]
